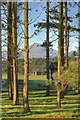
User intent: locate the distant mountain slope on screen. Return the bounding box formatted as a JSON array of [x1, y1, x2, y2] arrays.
[[29, 43, 58, 58], [2, 43, 76, 59]]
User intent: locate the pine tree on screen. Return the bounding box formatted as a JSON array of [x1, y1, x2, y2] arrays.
[[0, 1, 2, 92], [64, 2, 69, 68], [23, 1, 30, 112], [12, 2, 18, 104], [57, 2, 64, 108], [46, 1, 50, 96], [78, 3, 80, 93], [7, 2, 13, 100]]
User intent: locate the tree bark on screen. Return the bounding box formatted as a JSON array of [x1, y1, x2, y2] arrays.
[[57, 2, 64, 108], [78, 5, 80, 93], [23, 1, 30, 112], [12, 2, 18, 104], [57, 40, 61, 108], [7, 1, 13, 100], [0, 1, 2, 93], [64, 2, 69, 68], [46, 1, 50, 96], [60, 2, 64, 66]]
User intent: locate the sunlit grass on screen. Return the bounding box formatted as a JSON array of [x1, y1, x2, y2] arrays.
[[2, 89, 80, 118], [2, 73, 46, 81]]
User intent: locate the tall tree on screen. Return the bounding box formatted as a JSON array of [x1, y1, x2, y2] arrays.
[[78, 32, 80, 93], [12, 2, 18, 104], [46, 1, 50, 96], [7, 1, 13, 100], [57, 2, 64, 108], [60, 2, 64, 67], [23, 1, 30, 112], [64, 2, 69, 68], [78, 2, 80, 93], [0, 1, 2, 93]]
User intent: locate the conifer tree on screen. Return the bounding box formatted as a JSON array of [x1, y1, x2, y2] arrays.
[[7, 1, 13, 100], [12, 2, 18, 104], [23, 1, 30, 112]]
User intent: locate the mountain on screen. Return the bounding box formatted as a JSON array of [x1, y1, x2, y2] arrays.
[[2, 43, 77, 59], [29, 43, 58, 58]]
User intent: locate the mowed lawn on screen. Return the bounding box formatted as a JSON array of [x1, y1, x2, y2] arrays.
[[2, 73, 46, 81], [2, 73, 80, 118]]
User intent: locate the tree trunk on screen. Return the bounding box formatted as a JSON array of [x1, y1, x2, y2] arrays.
[[57, 40, 61, 108], [78, 6, 80, 93], [23, 1, 30, 112], [64, 2, 69, 68], [7, 1, 13, 100], [57, 2, 64, 108], [12, 2, 18, 104], [60, 2, 64, 67], [0, 1, 2, 93], [46, 1, 50, 96]]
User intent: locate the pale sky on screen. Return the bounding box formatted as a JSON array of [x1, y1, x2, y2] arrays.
[[1, 2, 79, 52]]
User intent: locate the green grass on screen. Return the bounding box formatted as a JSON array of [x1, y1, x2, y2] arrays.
[[2, 60, 80, 118], [2, 73, 46, 81], [2, 89, 80, 118]]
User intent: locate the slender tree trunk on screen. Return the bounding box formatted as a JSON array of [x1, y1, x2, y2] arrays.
[[12, 2, 18, 104], [64, 2, 69, 68], [57, 2, 63, 108], [60, 2, 64, 67], [23, 1, 30, 112], [78, 6, 80, 93], [57, 40, 61, 108], [46, 1, 50, 96], [78, 38, 80, 93], [0, 1, 2, 93], [7, 1, 13, 100]]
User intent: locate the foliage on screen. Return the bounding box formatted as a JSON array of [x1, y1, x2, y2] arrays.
[[41, 40, 53, 47], [54, 60, 78, 91], [73, 51, 77, 57]]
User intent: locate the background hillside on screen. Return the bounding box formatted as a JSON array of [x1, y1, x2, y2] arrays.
[[2, 43, 77, 60]]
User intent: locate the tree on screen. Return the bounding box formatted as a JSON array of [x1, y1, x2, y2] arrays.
[[0, 1, 2, 93], [64, 2, 69, 68], [78, 31, 80, 93], [23, 1, 30, 112], [57, 2, 64, 108], [46, 1, 50, 96], [7, 1, 13, 100], [60, 2, 64, 67], [12, 2, 18, 104], [78, 2, 80, 93]]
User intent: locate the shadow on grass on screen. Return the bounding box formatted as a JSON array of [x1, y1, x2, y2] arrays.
[[2, 88, 80, 118], [2, 105, 80, 118]]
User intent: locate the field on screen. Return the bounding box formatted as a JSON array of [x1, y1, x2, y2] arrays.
[[1, 73, 80, 119]]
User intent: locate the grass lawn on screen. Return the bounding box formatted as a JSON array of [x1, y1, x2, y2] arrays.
[[2, 84, 80, 118], [2, 71, 80, 118], [2, 90, 80, 118], [2, 73, 46, 81]]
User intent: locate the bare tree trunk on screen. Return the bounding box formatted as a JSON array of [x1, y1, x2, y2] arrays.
[[78, 5, 80, 93], [57, 40, 61, 108], [7, 1, 13, 100], [23, 1, 30, 112], [60, 2, 64, 67], [57, 2, 63, 108], [64, 2, 69, 68], [12, 2, 18, 104], [46, 1, 50, 96], [0, 1, 2, 93]]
